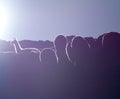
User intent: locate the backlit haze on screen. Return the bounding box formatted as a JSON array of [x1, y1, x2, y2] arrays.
[[0, 0, 120, 41]]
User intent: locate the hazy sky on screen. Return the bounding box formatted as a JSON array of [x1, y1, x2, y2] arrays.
[[0, 0, 120, 41]]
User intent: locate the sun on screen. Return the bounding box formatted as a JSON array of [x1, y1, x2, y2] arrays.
[[0, 6, 8, 38]]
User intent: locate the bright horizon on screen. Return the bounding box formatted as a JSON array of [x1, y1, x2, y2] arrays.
[[0, 0, 120, 41]]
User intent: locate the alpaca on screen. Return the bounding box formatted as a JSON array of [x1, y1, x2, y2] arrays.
[[10, 38, 40, 53]]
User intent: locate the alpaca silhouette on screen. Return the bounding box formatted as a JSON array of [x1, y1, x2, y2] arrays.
[[66, 36, 90, 66], [40, 48, 58, 66], [10, 38, 40, 53]]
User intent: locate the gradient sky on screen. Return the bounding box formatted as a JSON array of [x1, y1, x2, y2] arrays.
[[0, 0, 120, 41]]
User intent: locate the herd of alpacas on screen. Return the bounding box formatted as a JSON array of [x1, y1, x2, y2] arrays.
[[0, 32, 120, 99]]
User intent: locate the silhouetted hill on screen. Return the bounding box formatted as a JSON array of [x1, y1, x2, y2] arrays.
[[0, 40, 13, 52], [0, 39, 53, 52], [20, 40, 53, 50]]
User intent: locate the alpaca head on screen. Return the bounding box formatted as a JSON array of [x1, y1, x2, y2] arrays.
[[9, 38, 21, 53], [54, 35, 67, 50], [10, 38, 18, 45]]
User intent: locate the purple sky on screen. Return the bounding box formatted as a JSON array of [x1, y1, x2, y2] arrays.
[[0, 0, 120, 41]]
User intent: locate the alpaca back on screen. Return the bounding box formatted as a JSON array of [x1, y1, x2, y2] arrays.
[[10, 39, 40, 53]]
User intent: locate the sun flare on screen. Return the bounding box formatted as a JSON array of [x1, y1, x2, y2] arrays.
[[0, 6, 8, 38]]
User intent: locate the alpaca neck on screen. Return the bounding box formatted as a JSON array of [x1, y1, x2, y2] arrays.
[[14, 41, 22, 53], [13, 44, 18, 53]]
